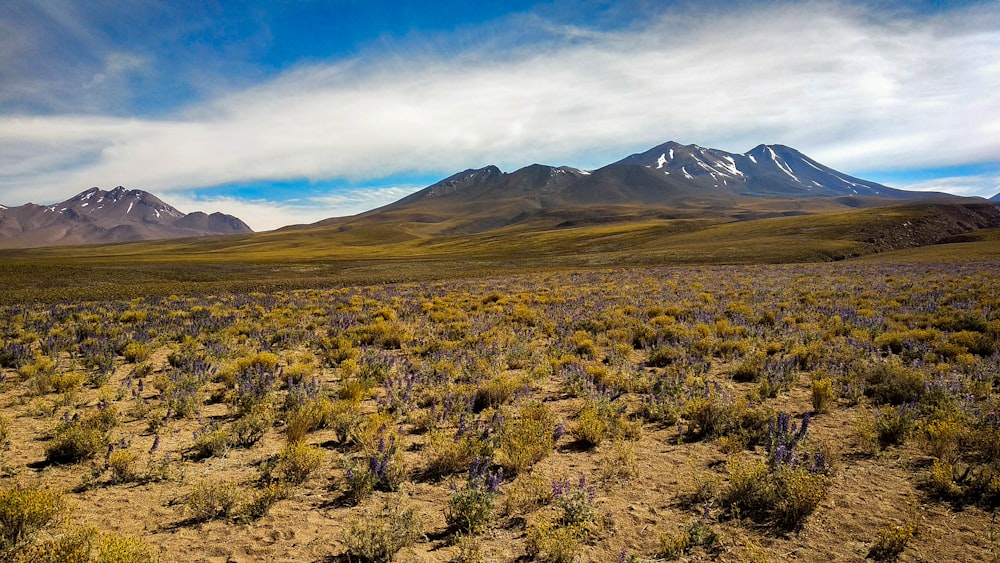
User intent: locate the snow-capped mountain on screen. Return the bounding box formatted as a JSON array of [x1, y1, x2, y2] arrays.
[[0, 186, 252, 248], [608, 141, 912, 198], [380, 141, 951, 213]]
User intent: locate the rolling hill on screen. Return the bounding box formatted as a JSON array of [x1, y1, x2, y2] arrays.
[[0, 186, 252, 248], [2, 141, 998, 302]]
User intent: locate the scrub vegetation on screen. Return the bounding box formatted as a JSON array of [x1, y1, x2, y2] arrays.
[[1, 255, 999, 561]]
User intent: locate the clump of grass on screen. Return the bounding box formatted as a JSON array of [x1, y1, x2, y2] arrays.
[[91, 533, 159, 563], [185, 479, 240, 522], [14, 526, 159, 563], [0, 414, 9, 447], [810, 377, 836, 414], [10, 526, 94, 563], [474, 373, 525, 411], [190, 423, 231, 460], [284, 396, 332, 444], [239, 482, 290, 522], [45, 406, 118, 464], [122, 342, 150, 363], [501, 472, 552, 517], [262, 441, 324, 485], [571, 396, 639, 449], [446, 458, 503, 534], [0, 484, 68, 554], [657, 519, 720, 560], [424, 428, 487, 478], [107, 447, 140, 484], [868, 521, 918, 560], [599, 438, 639, 483], [495, 401, 557, 474], [343, 499, 423, 562], [525, 519, 585, 563]]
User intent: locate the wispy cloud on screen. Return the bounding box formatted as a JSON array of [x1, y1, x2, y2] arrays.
[[167, 186, 423, 231], [1, 1, 998, 226], [895, 174, 1000, 199]]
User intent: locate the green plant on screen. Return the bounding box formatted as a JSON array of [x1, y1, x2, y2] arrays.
[[190, 423, 231, 460], [873, 405, 917, 448], [495, 401, 557, 474], [811, 377, 836, 414], [525, 520, 584, 563], [343, 500, 423, 562], [239, 482, 290, 522], [107, 447, 140, 484], [868, 521, 917, 560], [122, 342, 150, 363], [0, 484, 68, 553], [265, 441, 324, 485], [185, 479, 239, 522], [657, 520, 720, 560], [342, 456, 379, 504], [552, 476, 596, 526], [230, 404, 274, 448], [45, 407, 118, 465], [447, 484, 497, 534]]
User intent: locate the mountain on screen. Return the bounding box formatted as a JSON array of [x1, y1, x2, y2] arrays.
[[0, 186, 252, 249], [337, 141, 962, 235], [991, 193, 1000, 202], [606, 141, 918, 199]]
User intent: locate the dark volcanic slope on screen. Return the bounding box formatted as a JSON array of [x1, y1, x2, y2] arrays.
[[357, 141, 964, 234], [0, 186, 252, 249]]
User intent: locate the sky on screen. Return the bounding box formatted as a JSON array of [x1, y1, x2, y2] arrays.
[[1, 0, 998, 231]]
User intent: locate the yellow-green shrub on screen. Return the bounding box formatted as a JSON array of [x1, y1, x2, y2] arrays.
[[265, 442, 324, 485], [0, 484, 68, 553], [868, 521, 917, 561], [495, 401, 557, 474], [285, 396, 333, 444], [122, 342, 150, 364], [810, 377, 836, 414], [343, 501, 422, 562], [185, 479, 239, 522], [525, 520, 584, 563], [107, 448, 140, 484]]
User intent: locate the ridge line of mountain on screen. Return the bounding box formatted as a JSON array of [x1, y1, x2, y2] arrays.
[[0, 186, 252, 249]]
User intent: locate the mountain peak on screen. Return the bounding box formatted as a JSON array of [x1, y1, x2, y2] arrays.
[[0, 186, 252, 248]]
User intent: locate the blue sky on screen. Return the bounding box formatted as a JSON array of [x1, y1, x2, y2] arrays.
[[1, 0, 998, 230]]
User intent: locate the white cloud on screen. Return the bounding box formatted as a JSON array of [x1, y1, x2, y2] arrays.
[[895, 174, 1000, 199], [166, 185, 423, 231], [1, 1, 999, 222]]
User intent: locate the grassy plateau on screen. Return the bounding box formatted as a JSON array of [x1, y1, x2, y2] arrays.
[[0, 202, 999, 562]]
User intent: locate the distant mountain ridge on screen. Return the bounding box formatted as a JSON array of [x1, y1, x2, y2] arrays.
[[342, 140, 963, 235], [610, 141, 913, 198], [0, 186, 252, 248]]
